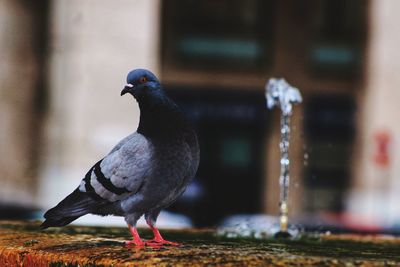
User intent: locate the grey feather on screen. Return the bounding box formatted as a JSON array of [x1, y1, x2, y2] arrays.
[[80, 133, 154, 202]]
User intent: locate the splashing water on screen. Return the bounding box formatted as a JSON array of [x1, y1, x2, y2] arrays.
[[265, 78, 302, 237], [218, 214, 301, 239]]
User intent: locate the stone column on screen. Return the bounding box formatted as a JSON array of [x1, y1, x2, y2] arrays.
[[0, 1, 47, 205], [348, 0, 400, 226], [37, 0, 161, 208]]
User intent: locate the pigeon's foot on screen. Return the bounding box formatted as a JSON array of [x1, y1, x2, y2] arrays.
[[125, 224, 145, 247], [145, 226, 180, 247]]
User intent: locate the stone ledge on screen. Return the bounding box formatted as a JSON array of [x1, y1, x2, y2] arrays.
[[0, 221, 400, 266]]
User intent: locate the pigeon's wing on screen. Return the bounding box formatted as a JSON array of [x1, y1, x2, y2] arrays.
[[41, 133, 152, 228], [79, 132, 153, 202], [108, 132, 136, 154]]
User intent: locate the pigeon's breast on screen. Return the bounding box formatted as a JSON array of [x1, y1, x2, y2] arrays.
[[150, 140, 194, 191], [127, 134, 198, 211]]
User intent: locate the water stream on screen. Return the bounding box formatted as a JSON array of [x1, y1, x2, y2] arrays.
[[217, 79, 302, 239], [265, 78, 302, 237]]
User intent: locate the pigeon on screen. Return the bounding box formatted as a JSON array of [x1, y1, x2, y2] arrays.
[[41, 69, 200, 247]]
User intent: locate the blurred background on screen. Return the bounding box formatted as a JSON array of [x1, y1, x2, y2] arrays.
[[1, 0, 399, 231]]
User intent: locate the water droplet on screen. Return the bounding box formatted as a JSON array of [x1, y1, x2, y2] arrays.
[[280, 158, 290, 165]]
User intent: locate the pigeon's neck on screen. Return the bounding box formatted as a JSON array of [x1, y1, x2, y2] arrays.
[[136, 94, 189, 139]]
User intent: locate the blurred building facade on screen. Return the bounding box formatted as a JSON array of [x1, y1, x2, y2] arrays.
[[0, 1, 47, 206], [349, 0, 400, 227], [0, 0, 399, 227]]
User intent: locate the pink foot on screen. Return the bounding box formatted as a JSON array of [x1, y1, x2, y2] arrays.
[[145, 226, 180, 246], [125, 224, 145, 247]]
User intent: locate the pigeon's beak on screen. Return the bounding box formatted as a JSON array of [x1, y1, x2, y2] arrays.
[[121, 84, 134, 96]]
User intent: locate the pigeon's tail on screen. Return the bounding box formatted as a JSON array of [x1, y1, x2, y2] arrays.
[[41, 215, 80, 229], [41, 188, 103, 229]]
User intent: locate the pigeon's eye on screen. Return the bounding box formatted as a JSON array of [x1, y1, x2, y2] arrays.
[[139, 76, 148, 84]]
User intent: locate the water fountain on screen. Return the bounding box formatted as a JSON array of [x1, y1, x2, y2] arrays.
[[218, 78, 303, 239], [265, 78, 302, 238]]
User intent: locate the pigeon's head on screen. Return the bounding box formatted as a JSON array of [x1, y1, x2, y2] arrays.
[[121, 69, 162, 99]]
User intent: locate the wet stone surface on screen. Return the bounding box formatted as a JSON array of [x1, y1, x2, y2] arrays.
[[1, 221, 400, 266]]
